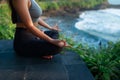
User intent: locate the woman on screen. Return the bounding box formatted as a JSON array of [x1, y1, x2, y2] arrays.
[[8, 0, 68, 59]]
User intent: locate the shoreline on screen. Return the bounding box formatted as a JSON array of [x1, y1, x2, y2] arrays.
[[41, 2, 120, 20], [108, 4, 120, 8], [42, 1, 109, 18], [0, 1, 110, 19]]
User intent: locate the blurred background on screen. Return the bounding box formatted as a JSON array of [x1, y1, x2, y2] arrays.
[[0, 0, 120, 80]]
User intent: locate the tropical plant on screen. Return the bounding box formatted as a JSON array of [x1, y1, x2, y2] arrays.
[[0, 4, 15, 39], [61, 35, 120, 80]]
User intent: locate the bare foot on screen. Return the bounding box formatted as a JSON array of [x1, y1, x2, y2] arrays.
[[42, 55, 53, 59]]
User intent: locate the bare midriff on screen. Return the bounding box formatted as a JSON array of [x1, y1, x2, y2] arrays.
[[16, 22, 38, 28]]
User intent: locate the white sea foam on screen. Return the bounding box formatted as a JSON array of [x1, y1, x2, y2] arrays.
[[75, 8, 120, 41]]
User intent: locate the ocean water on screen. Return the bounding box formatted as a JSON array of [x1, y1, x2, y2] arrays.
[[108, 0, 120, 5], [45, 8, 120, 47], [75, 8, 120, 42]]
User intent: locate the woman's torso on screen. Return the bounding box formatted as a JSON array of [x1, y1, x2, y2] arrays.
[[11, 0, 42, 28]]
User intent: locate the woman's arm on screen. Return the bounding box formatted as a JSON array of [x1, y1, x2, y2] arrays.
[[12, 0, 54, 42], [38, 18, 60, 31], [12, 0, 68, 47], [38, 18, 52, 30]]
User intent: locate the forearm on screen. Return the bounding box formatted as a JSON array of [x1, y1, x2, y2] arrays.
[[28, 25, 66, 47], [38, 18, 52, 30]]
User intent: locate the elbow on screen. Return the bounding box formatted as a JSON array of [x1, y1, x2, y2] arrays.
[[24, 22, 35, 29]]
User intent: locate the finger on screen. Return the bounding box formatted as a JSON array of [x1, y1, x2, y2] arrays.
[[61, 40, 66, 43], [54, 23, 58, 28], [66, 45, 72, 47], [54, 27, 61, 32], [55, 23, 58, 26], [57, 28, 61, 32], [65, 44, 72, 47], [55, 24, 59, 29], [61, 40, 72, 47], [62, 40, 70, 47]]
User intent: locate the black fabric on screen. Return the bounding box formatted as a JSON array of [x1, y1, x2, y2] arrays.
[[13, 28, 62, 57]]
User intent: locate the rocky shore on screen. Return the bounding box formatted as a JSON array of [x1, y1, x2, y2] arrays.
[[42, 1, 109, 17], [0, 0, 111, 19]]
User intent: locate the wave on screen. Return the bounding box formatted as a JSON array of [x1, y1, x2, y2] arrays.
[[75, 8, 120, 42]]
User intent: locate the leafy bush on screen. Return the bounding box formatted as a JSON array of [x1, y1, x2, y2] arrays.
[[0, 4, 15, 39], [61, 35, 120, 80], [38, 0, 108, 11], [39, 1, 59, 10]]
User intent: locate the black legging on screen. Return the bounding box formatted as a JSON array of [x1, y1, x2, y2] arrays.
[[13, 27, 62, 57]]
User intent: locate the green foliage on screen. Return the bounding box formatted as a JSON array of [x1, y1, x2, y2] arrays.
[[37, 0, 108, 11], [38, 2, 48, 10], [60, 35, 120, 80], [112, 41, 120, 56], [39, 1, 59, 10], [0, 4, 15, 39]]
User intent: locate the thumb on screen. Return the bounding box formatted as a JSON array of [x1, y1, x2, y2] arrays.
[[55, 23, 59, 28]]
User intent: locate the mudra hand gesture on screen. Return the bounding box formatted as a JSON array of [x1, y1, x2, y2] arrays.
[[50, 24, 71, 47], [50, 24, 61, 32]]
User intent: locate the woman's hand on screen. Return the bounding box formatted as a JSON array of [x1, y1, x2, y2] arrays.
[[50, 24, 61, 32], [50, 39, 71, 48]]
